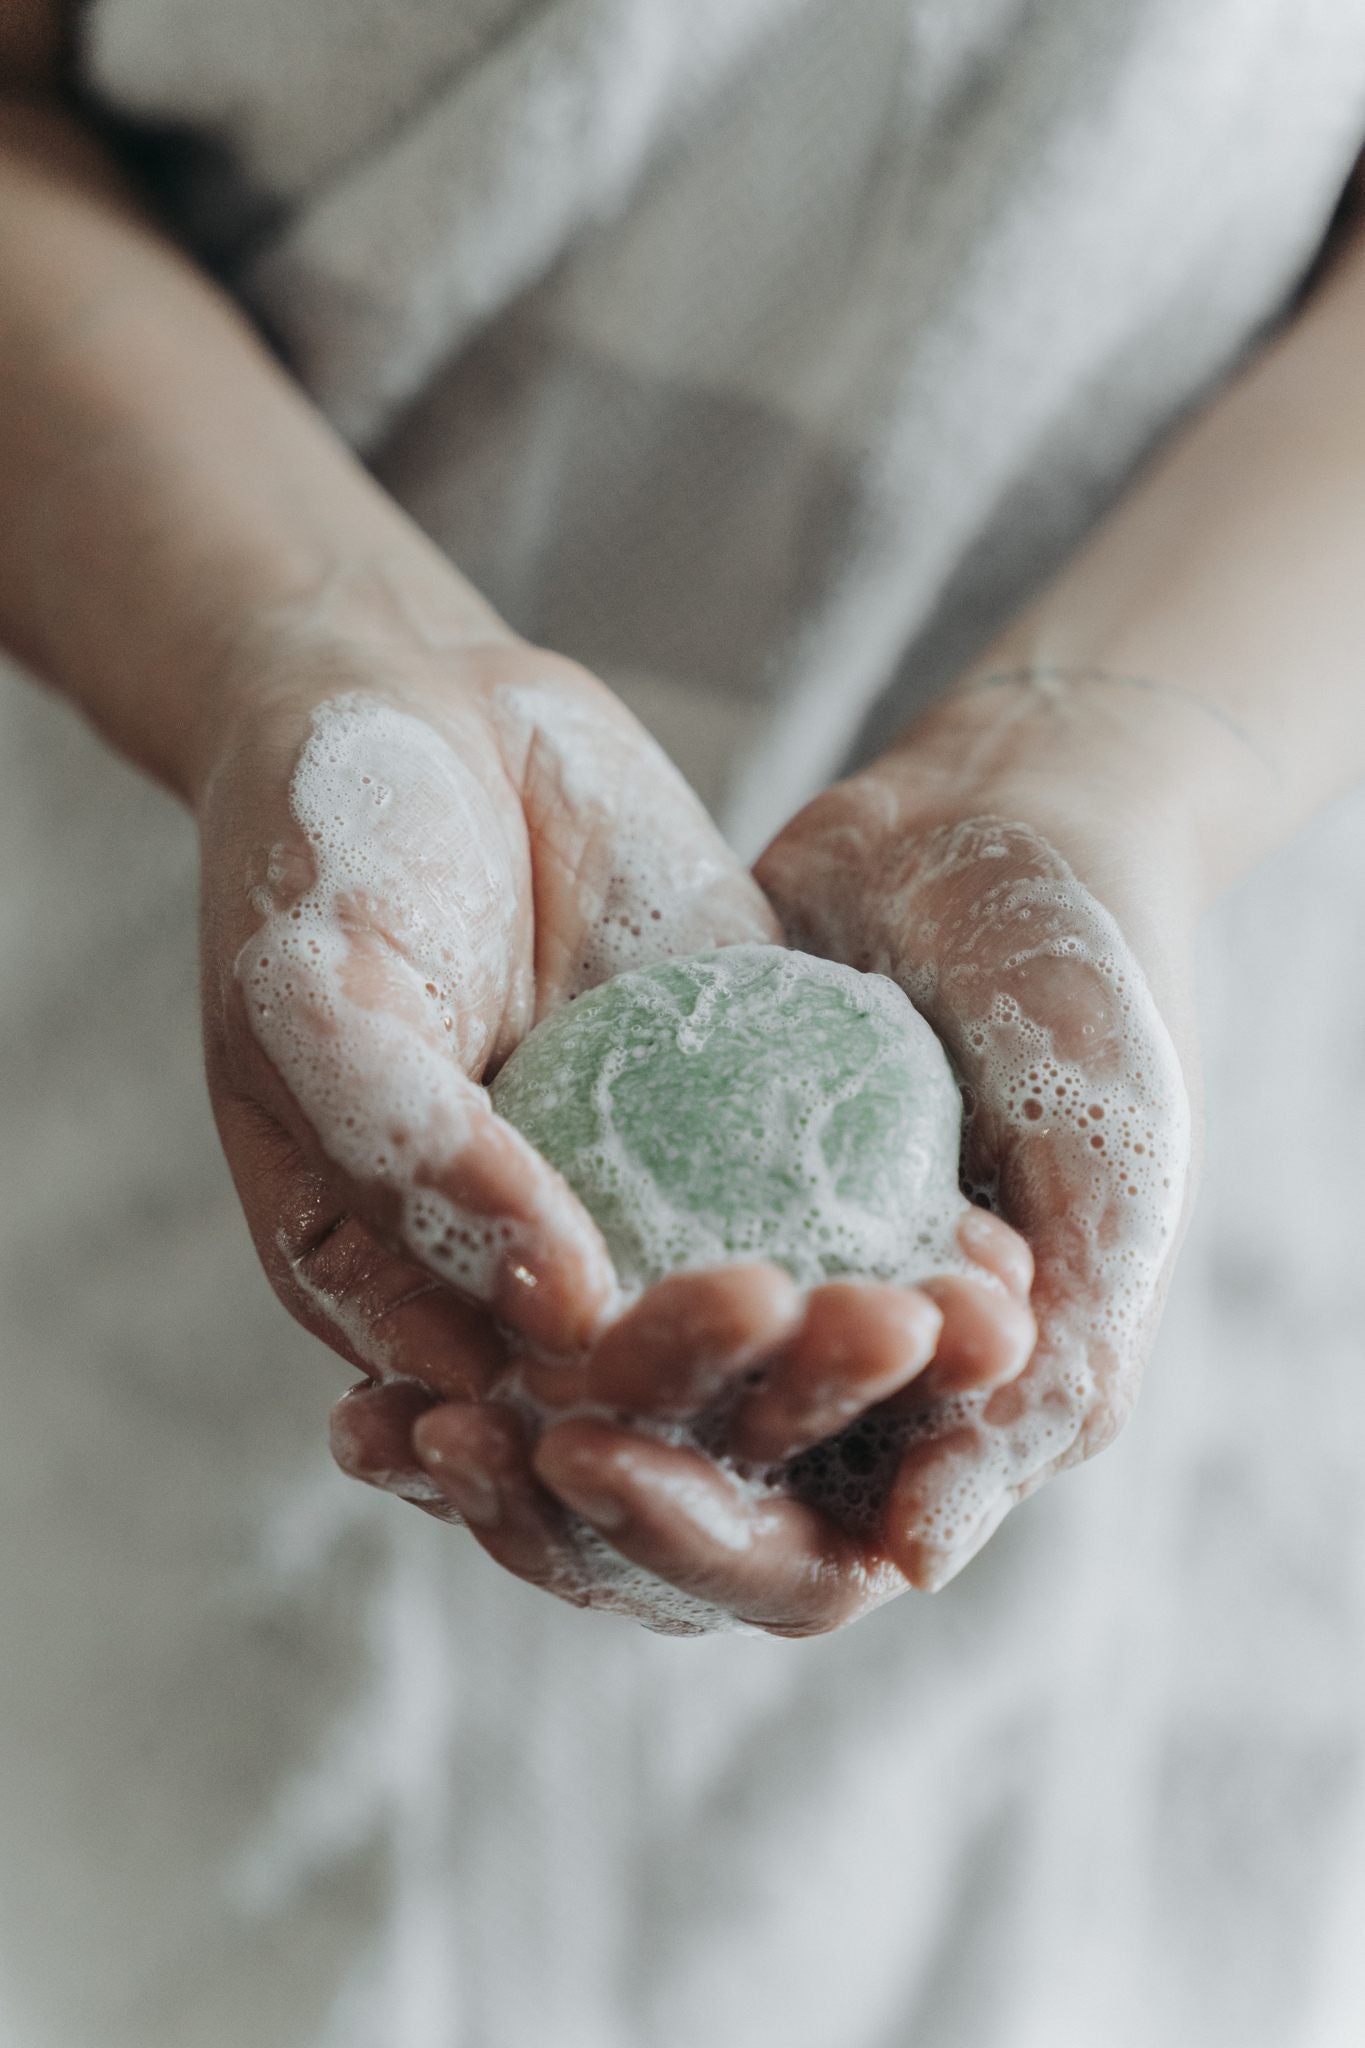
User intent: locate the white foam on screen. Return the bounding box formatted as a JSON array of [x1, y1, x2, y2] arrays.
[[237, 694, 604, 1315], [764, 812, 1192, 1593], [566, 1524, 753, 1635], [494, 680, 775, 988], [237, 691, 776, 1633]]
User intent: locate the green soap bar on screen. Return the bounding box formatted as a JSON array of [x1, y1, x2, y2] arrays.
[[491, 944, 963, 1293]]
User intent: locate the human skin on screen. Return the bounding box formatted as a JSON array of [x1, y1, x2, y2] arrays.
[[0, 21, 1036, 1635], [4, 12, 1365, 1630]]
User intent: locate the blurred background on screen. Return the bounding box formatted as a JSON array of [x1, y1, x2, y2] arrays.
[[5, 2, 1365, 2044]]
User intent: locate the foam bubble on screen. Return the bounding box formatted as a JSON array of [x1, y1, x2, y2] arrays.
[[494, 680, 774, 990]]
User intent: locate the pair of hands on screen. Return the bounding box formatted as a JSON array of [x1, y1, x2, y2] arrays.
[[200, 627, 1196, 1636]]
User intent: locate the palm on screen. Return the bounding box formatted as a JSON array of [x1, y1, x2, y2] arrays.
[[756, 789, 1195, 1590], [204, 643, 776, 1318]]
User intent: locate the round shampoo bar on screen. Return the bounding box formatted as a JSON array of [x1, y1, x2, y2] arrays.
[[490, 944, 966, 1294]]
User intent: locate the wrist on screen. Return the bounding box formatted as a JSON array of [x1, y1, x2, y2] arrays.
[[848, 683, 1209, 1040], [878, 656, 1279, 917], [163, 547, 516, 811]]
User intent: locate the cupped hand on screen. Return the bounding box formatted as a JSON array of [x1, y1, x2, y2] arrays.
[[199, 620, 774, 1436], [752, 768, 1198, 1597]]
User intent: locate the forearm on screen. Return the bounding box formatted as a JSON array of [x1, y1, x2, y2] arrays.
[[890, 210, 1365, 909], [0, 90, 501, 799]]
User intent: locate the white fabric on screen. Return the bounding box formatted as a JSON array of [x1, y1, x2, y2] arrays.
[[6, 670, 1365, 2048], [0, 0, 1359, 2039], [87, 0, 1365, 847]]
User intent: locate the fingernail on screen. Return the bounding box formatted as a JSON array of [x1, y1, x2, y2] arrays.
[[418, 1441, 501, 1528]]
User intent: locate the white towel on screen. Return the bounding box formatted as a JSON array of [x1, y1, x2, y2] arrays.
[[87, 0, 1365, 847]]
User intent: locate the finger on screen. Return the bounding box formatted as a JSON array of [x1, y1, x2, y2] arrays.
[[414, 1402, 595, 1604], [576, 1264, 802, 1418], [532, 1419, 893, 1634], [955, 1205, 1034, 1299], [910, 1275, 1036, 1396], [879, 1424, 1015, 1592], [725, 1280, 943, 1463], [329, 1380, 452, 1508], [403, 1089, 619, 1352], [216, 1095, 508, 1396], [880, 1309, 1078, 1594], [232, 928, 617, 1354]]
